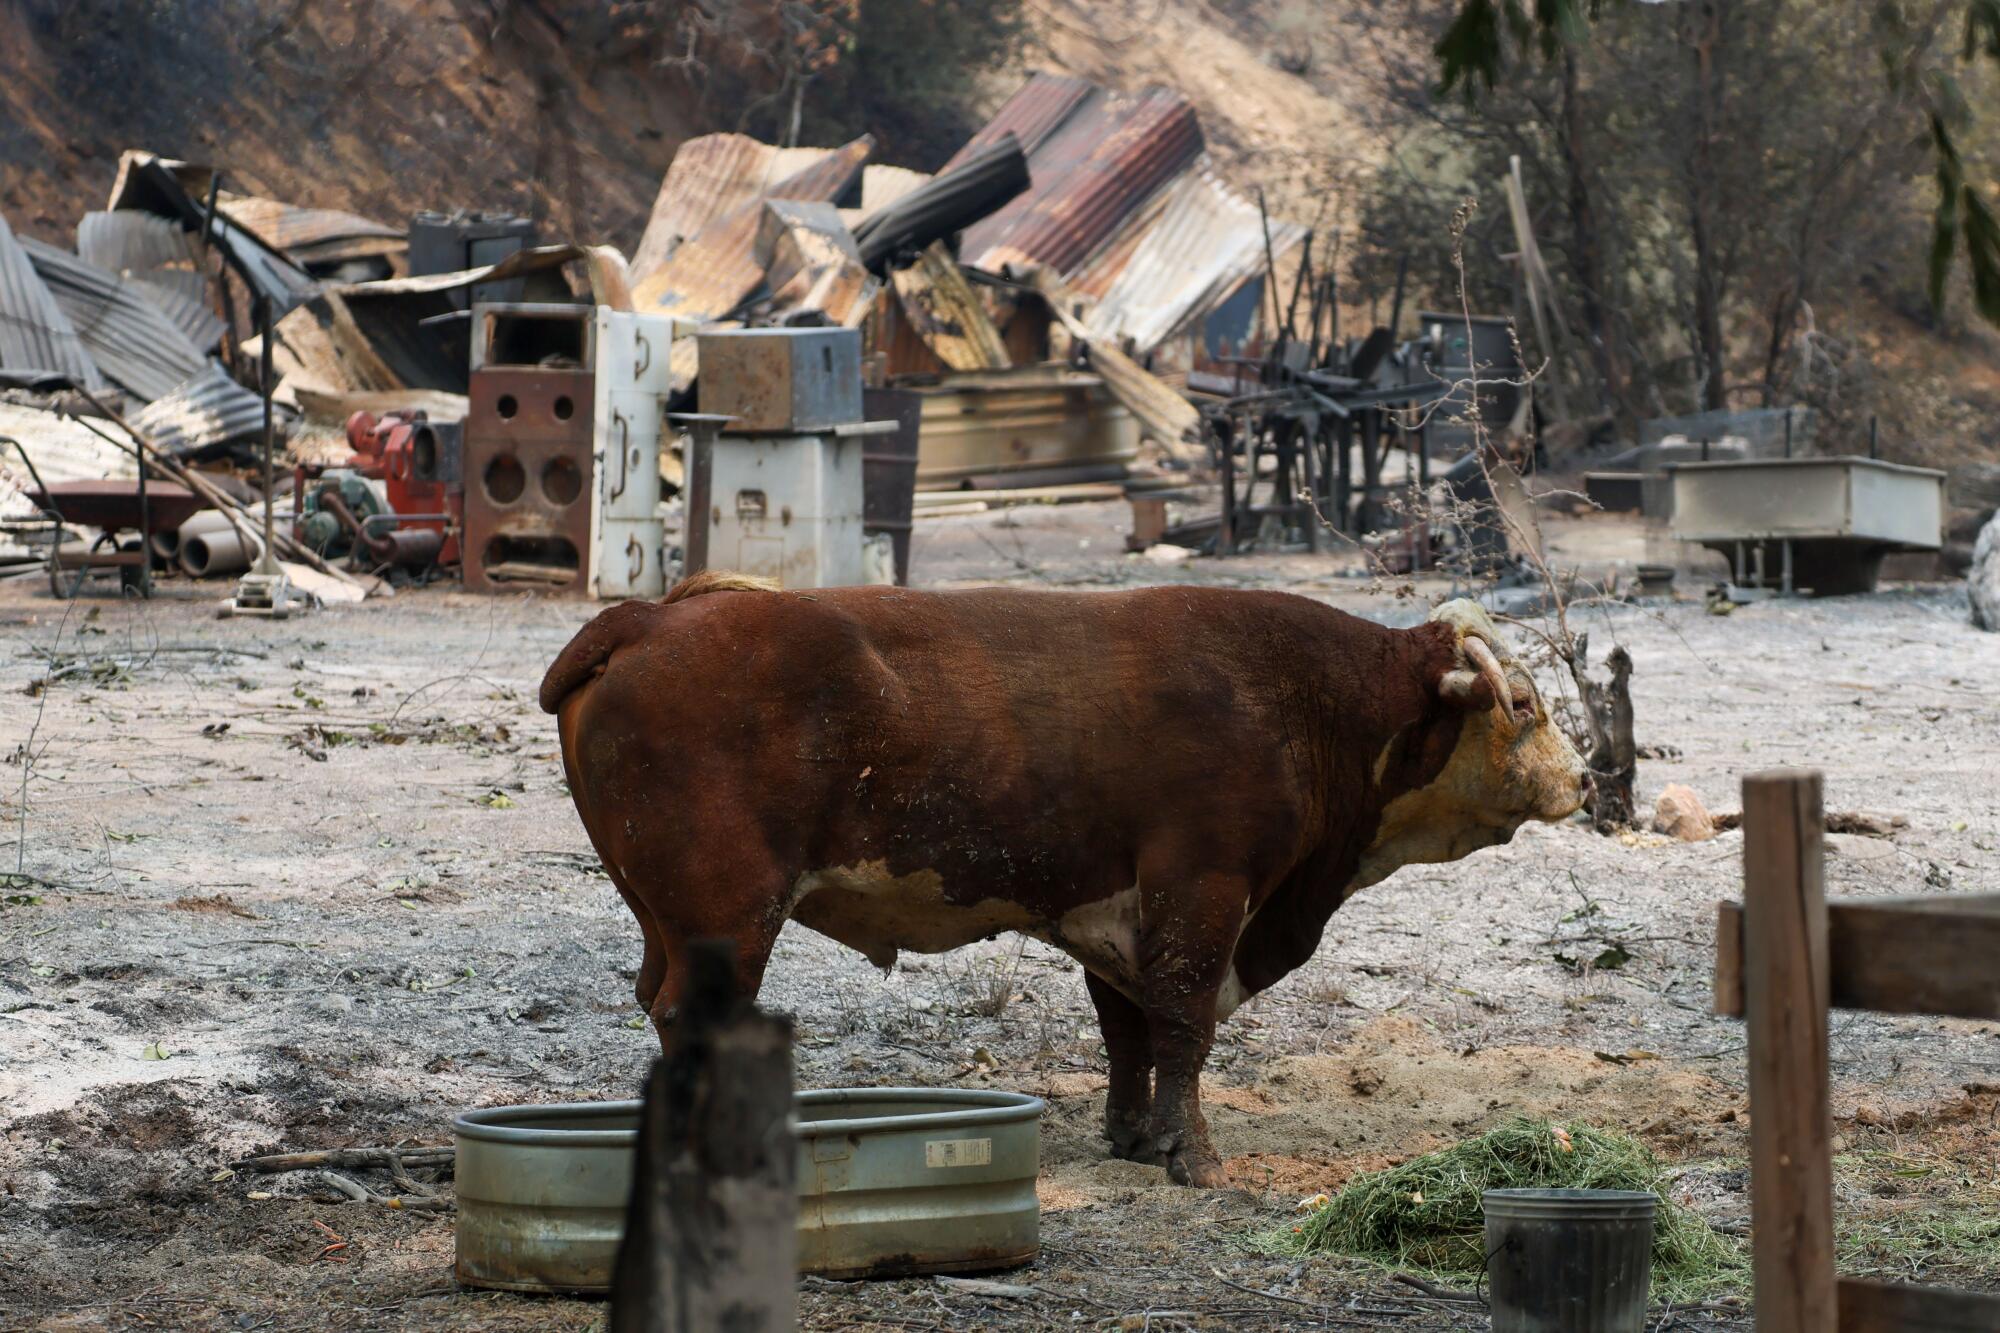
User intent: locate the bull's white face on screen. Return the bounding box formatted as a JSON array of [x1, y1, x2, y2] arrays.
[[1354, 600, 1588, 889]]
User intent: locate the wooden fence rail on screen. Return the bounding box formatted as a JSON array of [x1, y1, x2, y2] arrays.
[[1714, 770, 2000, 1333]]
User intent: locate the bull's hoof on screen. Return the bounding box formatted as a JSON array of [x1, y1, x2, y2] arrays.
[[1166, 1147, 1229, 1188], [1105, 1117, 1164, 1165]]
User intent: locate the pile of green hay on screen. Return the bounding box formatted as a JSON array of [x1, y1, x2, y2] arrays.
[[1267, 1117, 1747, 1302]]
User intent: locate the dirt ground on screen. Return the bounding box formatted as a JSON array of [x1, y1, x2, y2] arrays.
[[3, 501, 1998, 1332]]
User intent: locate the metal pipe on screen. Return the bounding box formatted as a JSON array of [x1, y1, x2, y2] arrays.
[[181, 525, 265, 578], [258, 296, 276, 576], [1869, 415, 1879, 459]]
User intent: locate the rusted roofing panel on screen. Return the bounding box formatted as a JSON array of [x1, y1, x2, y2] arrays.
[[215, 196, 402, 253], [961, 87, 1202, 277], [630, 135, 836, 282], [890, 242, 1010, 372], [1070, 164, 1305, 354], [943, 74, 1096, 170], [0, 214, 105, 391], [633, 136, 872, 322], [21, 238, 208, 402]]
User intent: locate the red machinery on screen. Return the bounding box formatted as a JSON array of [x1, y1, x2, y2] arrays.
[[342, 410, 463, 565]]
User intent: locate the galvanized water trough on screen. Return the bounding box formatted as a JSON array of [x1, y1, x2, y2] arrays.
[[453, 1087, 1043, 1293], [1668, 455, 1945, 595]]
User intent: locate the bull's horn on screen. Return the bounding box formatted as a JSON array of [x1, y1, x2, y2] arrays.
[[1462, 635, 1514, 717]]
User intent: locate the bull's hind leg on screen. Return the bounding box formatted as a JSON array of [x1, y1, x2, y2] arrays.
[[1136, 867, 1246, 1188], [647, 921, 783, 1047], [1084, 970, 1157, 1163], [638, 847, 793, 1050], [609, 880, 669, 1016]]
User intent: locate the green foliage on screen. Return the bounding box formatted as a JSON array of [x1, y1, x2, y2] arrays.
[[1432, 0, 2000, 328], [1436, 0, 1595, 95], [822, 0, 1029, 167], [1263, 1117, 1748, 1303], [1930, 109, 2000, 322]]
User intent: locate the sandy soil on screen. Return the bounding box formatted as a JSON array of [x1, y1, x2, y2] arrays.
[[2, 503, 1998, 1332]]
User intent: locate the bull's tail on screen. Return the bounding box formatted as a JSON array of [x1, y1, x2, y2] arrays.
[[537, 570, 779, 714]]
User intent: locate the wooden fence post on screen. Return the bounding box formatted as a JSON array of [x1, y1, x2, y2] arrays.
[[609, 939, 797, 1333], [1741, 770, 1836, 1333]]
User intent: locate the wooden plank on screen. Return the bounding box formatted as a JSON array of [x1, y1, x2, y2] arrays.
[[1828, 897, 2000, 1021], [1742, 770, 1838, 1333], [1714, 900, 1744, 1017], [1838, 1277, 2000, 1331]]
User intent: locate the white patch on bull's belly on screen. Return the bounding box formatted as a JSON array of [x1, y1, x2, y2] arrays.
[[1041, 887, 1259, 1022], [1035, 887, 1144, 1001], [789, 860, 1037, 969]]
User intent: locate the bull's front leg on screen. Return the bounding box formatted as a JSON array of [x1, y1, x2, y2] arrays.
[[1137, 868, 1246, 1188]]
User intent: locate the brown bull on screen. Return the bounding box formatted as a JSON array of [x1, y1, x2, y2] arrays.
[[541, 573, 1586, 1186]]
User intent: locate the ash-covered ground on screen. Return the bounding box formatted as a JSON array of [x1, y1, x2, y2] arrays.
[[3, 502, 1997, 1331]]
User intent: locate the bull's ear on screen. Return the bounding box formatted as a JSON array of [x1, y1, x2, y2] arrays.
[[1437, 666, 1498, 712]]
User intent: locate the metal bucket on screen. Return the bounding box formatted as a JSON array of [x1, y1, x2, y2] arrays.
[[454, 1088, 1042, 1294], [1482, 1189, 1657, 1333]]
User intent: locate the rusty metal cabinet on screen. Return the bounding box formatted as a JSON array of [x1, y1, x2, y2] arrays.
[[462, 304, 595, 595]]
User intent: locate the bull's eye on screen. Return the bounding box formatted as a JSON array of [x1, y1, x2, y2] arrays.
[[1512, 697, 1537, 724]]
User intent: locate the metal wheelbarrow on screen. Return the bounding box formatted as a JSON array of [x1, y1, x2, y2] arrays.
[[24, 474, 208, 599]]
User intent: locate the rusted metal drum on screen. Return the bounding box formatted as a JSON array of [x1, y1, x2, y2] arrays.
[[453, 1088, 1043, 1294]]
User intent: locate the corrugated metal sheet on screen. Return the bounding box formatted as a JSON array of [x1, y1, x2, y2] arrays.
[[633, 136, 872, 322], [21, 238, 207, 403], [77, 210, 196, 274], [961, 86, 1203, 277], [132, 273, 226, 350], [1027, 267, 1200, 452], [215, 195, 402, 253], [128, 361, 279, 458], [106, 152, 317, 316], [1069, 164, 1306, 353], [75, 212, 223, 349], [943, 74, 1095, 170], [890, 242, 1010, 372], [0, 403, 140, 559], [630, 135, 836, 282], [0, 214, 105, 392]]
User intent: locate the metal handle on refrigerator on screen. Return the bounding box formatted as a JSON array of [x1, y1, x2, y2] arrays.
[[634, 332, 652, 381], [607, 411, 631, 503]]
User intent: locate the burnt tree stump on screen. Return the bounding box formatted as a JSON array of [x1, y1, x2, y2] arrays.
[[609, 940, 796, 1333], [1570, 632, 1636, 829]]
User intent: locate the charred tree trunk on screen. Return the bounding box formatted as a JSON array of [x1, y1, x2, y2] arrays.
[[1569, 633, 1637, 831], [1686, 0, 1730, 413], [1557, 47, 1632, 427], [609, 940, 796, 1333]]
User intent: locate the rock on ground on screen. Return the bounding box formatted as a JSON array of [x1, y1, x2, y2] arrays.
[[1972, 511, 2000, 630], [1652, 782, 1717, 842]]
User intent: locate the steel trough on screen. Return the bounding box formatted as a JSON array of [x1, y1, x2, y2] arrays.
[[454, 1087, 1043, 1293]]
